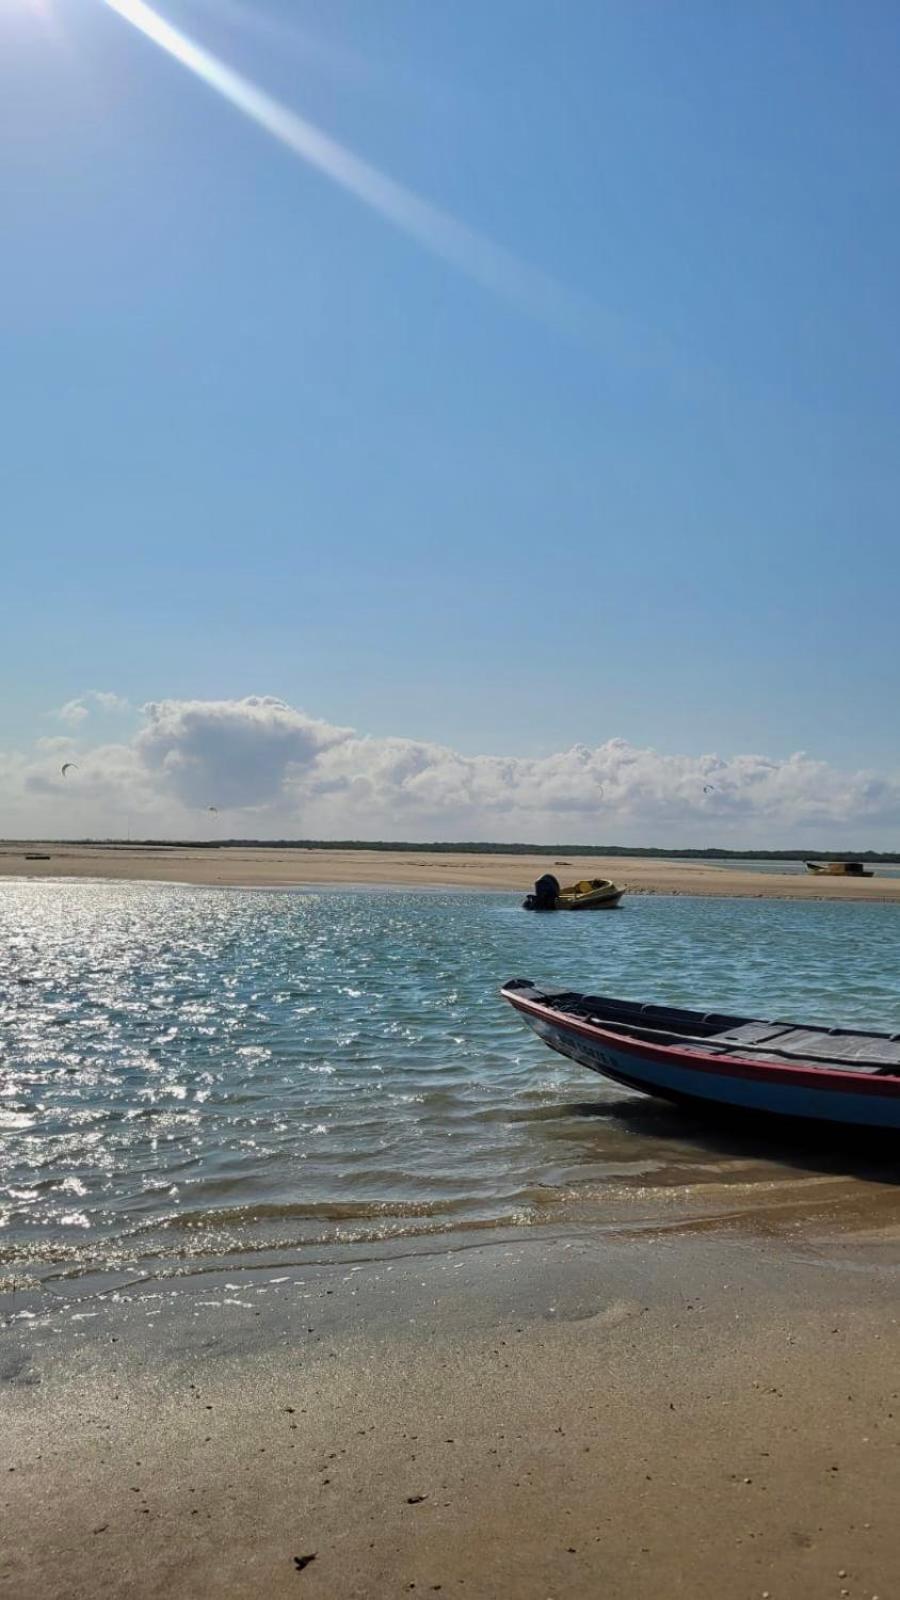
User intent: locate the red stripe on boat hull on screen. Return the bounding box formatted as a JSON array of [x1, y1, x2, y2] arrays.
[[504, 990, 900, 1129]]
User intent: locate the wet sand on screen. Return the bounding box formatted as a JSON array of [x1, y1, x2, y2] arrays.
[[3, 1227, 898, 1600], [4, 851, 899, 1597], [3, 842, 900, 899]]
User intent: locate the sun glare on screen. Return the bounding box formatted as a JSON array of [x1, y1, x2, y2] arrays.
[[3, 0, 53, 18], [100, 0, 588, 334], [1, 0, 65, 41]]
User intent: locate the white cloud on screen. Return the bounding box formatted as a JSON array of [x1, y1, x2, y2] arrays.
[[52, 690, 130, 725], [136, 695, 352, 809], [55, 698, 90, 727], [90, 691, 130, 713], [6, 692, 900, 845]]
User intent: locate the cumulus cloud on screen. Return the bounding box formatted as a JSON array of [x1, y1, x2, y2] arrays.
[[91, 691, 130, 713], [53, 690, 130, 725], [6, 692, 900, 845], [305, 736, 900, 838], [55, 699, 90, 727], [136, 696, 352, 809]]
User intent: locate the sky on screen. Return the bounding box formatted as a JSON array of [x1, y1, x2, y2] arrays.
[[3, 0, 900, 844]]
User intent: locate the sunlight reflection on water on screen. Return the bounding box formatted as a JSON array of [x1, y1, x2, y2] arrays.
[[2, 880, 900, 1280]]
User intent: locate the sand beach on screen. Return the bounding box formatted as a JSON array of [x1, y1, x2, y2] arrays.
[[7, 0, 900, 1593], [4, 864, 900, 1599], [4, 1222, 899, 1600], [3, 842, 900, 898]]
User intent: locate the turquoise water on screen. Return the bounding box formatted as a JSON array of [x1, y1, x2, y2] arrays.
[[3, 880, 900, 1282]]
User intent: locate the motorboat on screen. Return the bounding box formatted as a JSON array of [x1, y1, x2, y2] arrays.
[[522, 874, 623, 911]]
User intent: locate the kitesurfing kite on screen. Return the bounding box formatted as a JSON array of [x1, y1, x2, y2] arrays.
[[61, 762, 78, 777]]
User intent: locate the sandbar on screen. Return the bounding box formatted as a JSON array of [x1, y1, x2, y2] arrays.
[[3, 843, 900, 898]]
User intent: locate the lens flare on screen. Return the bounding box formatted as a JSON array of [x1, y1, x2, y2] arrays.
[[101, 0, 591, 332]]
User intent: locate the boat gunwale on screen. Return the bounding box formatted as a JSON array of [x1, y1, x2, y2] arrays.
[[501, 984, 900, 1097], [554, 878, 623, 909], [805, 860, 873, 876]]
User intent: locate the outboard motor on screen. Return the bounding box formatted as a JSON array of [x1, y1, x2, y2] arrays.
[[522, 873, 560, 912]]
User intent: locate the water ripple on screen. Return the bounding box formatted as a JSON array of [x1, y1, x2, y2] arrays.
[[2, 880, 900, 1280]]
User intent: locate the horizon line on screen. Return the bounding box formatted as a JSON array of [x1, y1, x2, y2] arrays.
[[4, 838, 899, 861]]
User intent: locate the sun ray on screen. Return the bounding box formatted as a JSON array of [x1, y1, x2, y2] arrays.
[[181, 0, 371, 84], [101, 0, 591, 333]]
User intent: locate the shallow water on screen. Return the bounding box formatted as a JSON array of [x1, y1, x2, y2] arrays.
[[686, 857, 900, 877], [2, 880, 900, 1284]]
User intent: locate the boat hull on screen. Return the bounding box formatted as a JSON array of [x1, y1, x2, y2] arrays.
[[555, 878, 623, 910], [503, 988, 900, 1130], [805, 861, 873, 877], [522, 876, 623, 911], [556, 888, 623, 910]]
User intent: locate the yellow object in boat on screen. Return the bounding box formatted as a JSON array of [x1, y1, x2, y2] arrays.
[[555, 878, 623, 910]]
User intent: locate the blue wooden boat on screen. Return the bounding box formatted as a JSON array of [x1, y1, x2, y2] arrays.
[[501, 979, 900, 1129]]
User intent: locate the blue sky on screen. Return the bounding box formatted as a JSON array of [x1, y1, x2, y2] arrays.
[[3, 0, 900, 840]]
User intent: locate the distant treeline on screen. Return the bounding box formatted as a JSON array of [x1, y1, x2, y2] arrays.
[[61, 839, 900, 863]]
